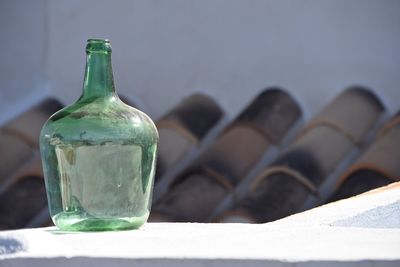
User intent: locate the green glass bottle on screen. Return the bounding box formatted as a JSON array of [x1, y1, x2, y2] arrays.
[[40, 39, 158, 231]]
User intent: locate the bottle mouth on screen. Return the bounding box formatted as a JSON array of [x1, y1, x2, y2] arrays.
[[86, 38, 112, 53]]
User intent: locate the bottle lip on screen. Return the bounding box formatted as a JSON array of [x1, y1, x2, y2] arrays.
[[87, 38, 110, 43], [86, 38, 112, 53]]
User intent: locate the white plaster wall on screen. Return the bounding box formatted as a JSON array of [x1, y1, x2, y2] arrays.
[[0, 0, 49, 124], [1, 0, 400, 122]]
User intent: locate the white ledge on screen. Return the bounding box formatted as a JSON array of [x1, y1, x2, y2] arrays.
[[1, 183, 400, 267]]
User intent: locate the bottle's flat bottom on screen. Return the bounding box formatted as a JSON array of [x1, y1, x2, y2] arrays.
[[52, 212, 149, 231]]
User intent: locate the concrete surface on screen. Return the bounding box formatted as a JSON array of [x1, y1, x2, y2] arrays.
[[0, 182, 399, 267]]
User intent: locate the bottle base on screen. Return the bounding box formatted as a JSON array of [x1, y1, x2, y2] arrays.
[[52, 212, 149, 231]]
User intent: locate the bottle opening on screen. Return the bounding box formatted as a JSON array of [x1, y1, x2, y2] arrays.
[[86, 38, 112, 53], [88, 38, 110, 43]]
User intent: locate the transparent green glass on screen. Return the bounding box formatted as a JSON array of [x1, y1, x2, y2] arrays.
[[40, 39, 158, 231]]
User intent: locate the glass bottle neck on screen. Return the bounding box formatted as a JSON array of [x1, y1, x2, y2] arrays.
[[81, 50, 116, 99]]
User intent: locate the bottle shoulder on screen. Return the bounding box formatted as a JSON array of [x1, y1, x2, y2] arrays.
[[40, 96, 158, 144]]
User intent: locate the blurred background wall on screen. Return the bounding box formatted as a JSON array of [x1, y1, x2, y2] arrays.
[[1, 0, 400, 124]]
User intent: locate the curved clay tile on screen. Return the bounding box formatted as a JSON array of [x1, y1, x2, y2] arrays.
[[153, 88, 302, 222], [221, 86, 385, 223]]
